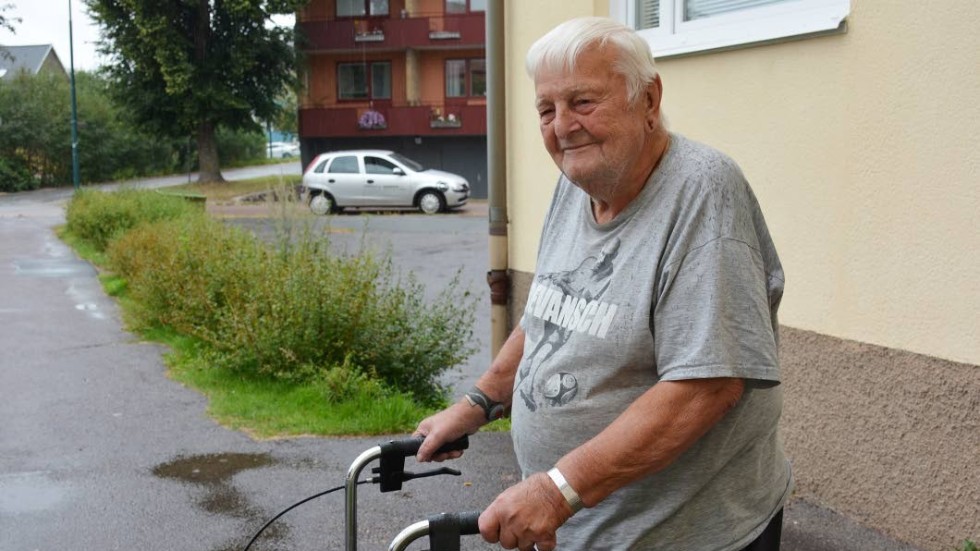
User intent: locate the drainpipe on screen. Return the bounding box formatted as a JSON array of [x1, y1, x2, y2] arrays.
[[486, 0, 509, 357]]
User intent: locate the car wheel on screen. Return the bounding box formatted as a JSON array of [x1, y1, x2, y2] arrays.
[[418, 191, 445, 214], [309, 193, 335, 216]]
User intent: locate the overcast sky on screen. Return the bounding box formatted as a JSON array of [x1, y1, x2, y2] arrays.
[[1, 0, 103, 71], [1, 0, 295, 72]]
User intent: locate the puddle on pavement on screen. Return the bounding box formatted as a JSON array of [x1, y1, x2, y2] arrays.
[[153, 452, 274, 485], [153, 453, 285, 549], [0, 471, 69, 514]]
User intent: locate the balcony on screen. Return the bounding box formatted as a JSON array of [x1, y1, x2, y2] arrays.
[[299, 103, 486, 138], [298, 12, 485, 52]]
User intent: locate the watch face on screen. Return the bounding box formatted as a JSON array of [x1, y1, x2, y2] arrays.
[[488, 404, 506, 421]]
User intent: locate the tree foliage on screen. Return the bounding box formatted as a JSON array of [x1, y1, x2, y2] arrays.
[[0, 71, 180, 190], [85, 0, 304, 182], [0, 3, 21, 61], [0, 2, 19, 34]]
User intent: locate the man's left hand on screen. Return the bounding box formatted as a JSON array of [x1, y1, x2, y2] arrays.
[[478, 472, 574, 551]]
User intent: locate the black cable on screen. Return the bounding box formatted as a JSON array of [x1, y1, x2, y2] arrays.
[[242, 480, 370, 551]]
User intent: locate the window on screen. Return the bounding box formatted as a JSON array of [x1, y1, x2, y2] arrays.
[[338, 62, 391, 100], [337, 0, 389, 17], [446, 0, 486, 14], [446, 58, 486, 98], [612, 0, 849, 57], [365, 156, 399, 175], [328, 156, 360, 174]]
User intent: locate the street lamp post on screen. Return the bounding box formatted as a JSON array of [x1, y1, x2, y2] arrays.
[[68, 0, 80, 190]]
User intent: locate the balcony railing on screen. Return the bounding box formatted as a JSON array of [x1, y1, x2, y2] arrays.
[[298, 12, 485, 51], [300, 103, 486, 138]]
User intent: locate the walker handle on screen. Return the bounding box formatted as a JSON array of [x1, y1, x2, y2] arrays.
[[382, 435, 469, 458]]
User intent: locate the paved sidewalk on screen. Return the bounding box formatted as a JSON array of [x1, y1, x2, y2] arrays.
[[0, 173, 925, 551]]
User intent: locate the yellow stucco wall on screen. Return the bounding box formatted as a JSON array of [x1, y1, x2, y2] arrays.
[[505, 0, 980, 365], [505, 0, 607, 274]]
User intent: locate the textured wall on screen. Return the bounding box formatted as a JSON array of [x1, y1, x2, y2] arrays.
[[508, 270, 979, 550], [780, 327, 979, 550]]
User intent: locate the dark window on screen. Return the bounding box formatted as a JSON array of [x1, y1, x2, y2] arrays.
[[328, 156, 360, 174], [446, 0, 485, 13], [365, 156, 399, 175], [446, 58, 486, 98], [338, 62, 391, 100], [337, 0, 389, 17]]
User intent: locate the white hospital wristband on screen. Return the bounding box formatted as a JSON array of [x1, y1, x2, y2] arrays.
[[547, 467, 584, 513]]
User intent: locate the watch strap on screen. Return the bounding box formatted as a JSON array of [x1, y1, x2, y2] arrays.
[[463, 386, 505, 421]]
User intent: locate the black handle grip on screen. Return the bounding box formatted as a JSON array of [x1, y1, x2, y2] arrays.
[[427, 511, 483, 551], [453, 510, 481, 535], [383, 435, 469, 458]]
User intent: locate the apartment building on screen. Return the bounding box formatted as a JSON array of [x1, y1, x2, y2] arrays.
[[297, 0, 488, 198]]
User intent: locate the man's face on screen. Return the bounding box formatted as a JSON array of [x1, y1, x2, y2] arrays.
[[534, 46, 653, 193]]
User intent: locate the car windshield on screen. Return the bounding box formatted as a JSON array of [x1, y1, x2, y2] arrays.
[[389, 152, 424, 172]]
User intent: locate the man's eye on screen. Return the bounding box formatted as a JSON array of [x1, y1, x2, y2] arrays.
[[539, 109, 554, 120]]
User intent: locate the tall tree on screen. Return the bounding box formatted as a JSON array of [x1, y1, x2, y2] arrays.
[[85, 0, 302, 182]]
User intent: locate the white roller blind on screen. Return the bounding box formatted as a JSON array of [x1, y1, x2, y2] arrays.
[[684, 0, 787, 21], [637, 0, 661, 29]]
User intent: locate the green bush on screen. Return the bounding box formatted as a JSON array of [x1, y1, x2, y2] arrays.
[[0, 156, 35, 192], [95, 197, 475, 405], [216, 126, 267, 167], [65, 189, 202, 252]]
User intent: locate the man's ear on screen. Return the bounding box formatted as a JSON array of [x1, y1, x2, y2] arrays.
[[645, 75, 663, 130]]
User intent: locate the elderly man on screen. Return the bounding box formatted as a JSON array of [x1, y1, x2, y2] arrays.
[[416, 16, 791, 551]]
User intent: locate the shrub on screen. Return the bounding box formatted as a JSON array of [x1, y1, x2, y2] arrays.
[[101, 206, 476, 405], [0, 157, 35, 192], [216, 126, 267, 166], [65, 189, 201, 251]]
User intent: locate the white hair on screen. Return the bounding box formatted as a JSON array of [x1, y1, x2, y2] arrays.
[[525, 17, 659, 107]]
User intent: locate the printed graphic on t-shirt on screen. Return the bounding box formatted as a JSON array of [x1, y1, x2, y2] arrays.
[[518, 237, 622, 411]]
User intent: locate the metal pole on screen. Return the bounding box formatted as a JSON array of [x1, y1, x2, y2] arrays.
[[267, 119, 273, 159], [486, 0, 509, 357], [68, 0, 80, 190]]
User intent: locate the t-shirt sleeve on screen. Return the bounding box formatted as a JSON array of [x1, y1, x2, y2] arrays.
[[653, 237, 780, 384]]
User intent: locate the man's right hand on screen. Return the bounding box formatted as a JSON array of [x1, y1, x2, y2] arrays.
[[414, 400, 486, 462]]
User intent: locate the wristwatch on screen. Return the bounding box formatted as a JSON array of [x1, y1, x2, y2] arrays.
[[547, 467, 584, 513], [463, 385, 506, 421]]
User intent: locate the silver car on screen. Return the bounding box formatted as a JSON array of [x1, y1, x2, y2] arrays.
[[301, 150, 470, 215]]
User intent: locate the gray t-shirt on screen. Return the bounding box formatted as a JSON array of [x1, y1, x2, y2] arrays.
[[512, 134, 792, 550]]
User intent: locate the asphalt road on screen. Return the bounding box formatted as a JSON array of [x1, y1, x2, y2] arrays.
[[0, 164, 924, 551]]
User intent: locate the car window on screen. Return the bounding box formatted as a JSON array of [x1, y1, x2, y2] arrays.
[[389, 152, 424, 172], [313, 159, 329, 173], [365, 156, 399, 175], [328, 155, 360, 174]]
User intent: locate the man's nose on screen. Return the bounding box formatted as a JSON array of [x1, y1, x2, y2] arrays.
[[552, 105, 580, 138]]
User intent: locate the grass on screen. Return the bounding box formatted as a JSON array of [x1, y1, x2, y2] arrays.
[[154, 327, 435, 438], [168, 174, 303, 203]]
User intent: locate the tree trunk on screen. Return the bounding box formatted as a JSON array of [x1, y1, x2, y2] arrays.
[[196, 120, 224, 183]]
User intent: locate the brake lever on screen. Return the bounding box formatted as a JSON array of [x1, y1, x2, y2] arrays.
[[403, 467, 462, 481]]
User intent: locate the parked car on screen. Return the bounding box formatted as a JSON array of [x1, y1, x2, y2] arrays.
[[301, 150, 470, 215], [266, 141, 300, 159]]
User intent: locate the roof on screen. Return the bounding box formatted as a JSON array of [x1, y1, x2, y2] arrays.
[[0, 44, 67, 80]]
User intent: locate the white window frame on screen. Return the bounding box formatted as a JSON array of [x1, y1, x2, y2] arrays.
[[610, 0, 849, 57]]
